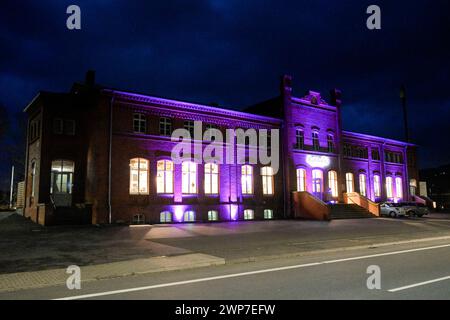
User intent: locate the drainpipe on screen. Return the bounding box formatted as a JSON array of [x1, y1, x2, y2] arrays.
[[108, 94, 115, 224]]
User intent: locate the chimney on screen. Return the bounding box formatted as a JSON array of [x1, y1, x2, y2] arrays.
[[85, 70, 96, 87]]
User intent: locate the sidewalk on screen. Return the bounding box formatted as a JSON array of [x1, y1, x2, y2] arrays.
[[0, 253, 224, 293]]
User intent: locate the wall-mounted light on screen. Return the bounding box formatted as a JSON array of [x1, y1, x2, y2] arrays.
[[306, 155, 330, 168]]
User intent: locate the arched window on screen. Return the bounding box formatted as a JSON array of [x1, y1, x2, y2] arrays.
[[295, 129, 304, 149], [157, 160, 173, 194], [182, 161, 197, 194], [386, 176, 394, 199], [160, 211, 172, 223], [296, 168, 307, 192], [312, 169, 323, 194], [359, 173, 367, 197], [346, 173, 354, 193], [312, 131, 320, 151], [328, 170, 338, 197], [205, 163, 219, 194], [183, 210, 196, 222], [244, 209, 254, 220], [241, 165, 253, 195], [264, 209, 273, 219], [327, 134, 334, 153], [261, 166, 274, 195], [395, 177, 403, 199], [374, 174, 381, 197], [129, 158, 149, 195], [208, 210, 218, 221]]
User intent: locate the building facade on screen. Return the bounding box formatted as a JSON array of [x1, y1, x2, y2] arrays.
[[23, 73, 419, 225]]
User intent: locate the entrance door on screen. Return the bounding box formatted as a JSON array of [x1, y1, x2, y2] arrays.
[[51, 160, 74, 207], [312, 169, 323, 200]]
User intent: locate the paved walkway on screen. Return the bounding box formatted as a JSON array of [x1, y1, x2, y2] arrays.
[[0, 253, 224, 293]]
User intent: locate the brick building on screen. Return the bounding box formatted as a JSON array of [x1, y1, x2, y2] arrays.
[[23, 72, 419, 225]]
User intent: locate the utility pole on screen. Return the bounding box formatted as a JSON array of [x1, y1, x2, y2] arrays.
[[400, 85, 410, 142], [9, 165, 14, 209]]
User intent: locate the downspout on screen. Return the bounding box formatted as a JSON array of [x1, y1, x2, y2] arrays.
[[108, 93, 115, 224]]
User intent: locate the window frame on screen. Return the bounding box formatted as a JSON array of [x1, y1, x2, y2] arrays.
[[129, 158, 149, 195], [204, 163, 219, 195], [156, 159, 174, 194], [133, 113, 147, 134], [261, 166, 274, 196], [182, 161, 197, 194], [241, 165, 253, 195]]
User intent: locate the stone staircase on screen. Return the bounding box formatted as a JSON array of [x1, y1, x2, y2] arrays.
[[328, 203, 376, 220]]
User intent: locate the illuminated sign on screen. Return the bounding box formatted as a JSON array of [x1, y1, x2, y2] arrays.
[[306, 155, 330, 168]]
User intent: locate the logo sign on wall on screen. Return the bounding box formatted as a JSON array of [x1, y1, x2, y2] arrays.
[[306, 155, 330, 168]]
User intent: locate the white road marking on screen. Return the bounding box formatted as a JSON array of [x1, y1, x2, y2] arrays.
[[388, 276, 450, 292], [54, 243, 450, 300]]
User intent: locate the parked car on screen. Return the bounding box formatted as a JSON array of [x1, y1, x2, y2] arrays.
[[400, 202, 429, 217], [380, 202, 407, 218]]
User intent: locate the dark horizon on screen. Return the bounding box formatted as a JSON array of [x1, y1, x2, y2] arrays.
[[1, 0, 450, 191]]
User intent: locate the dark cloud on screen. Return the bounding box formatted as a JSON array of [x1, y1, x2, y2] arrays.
[[1, 0, 449, 189]]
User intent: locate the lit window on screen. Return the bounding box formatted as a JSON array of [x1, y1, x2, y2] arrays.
[[261, 166, 274, 195], [244, 209, 254, 220], [328, 170, 338, 198], [296, 168, 306, 192], [184, 121, 195, 137], [160, 211, 172, 223], [374, 175, 381, 197], [312, 132, 320, 151], [241, 165, 253, 195], [182, 161, 197, 194], [133, 113, 146, 134], [409, 179, 417, 196], [295, 129, 304, 149], [208, 210, 218, 221], [327, 134, 334, 153], [132, 214, 145, 224], [205, 163, 219, 194], [159, 117, 172, 136], [312, 169, 323, 194], [264, 209, 273, 219], [386, 176, 393, 199], [359, 173, 367, 197], [395, 177, 403, 199], [129, 158, 149, 195], [157, 160, 173, 194], [346, 173, 354, 193], [183, 210, 195, 222], [31, 161, 36, 197], [51, 160, 74, 195]]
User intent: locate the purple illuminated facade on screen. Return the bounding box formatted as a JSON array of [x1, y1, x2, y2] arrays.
[[23, 73, 419, 225]]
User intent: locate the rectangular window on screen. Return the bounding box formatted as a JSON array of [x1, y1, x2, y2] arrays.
[[208, 210, 218, 221], [295, 129, 304, 149], [53, 118, 63, 134], [374, 175, 381, 197], [159, 117, 172, 136], [204, 124, 219, 141], [205, 163, 219, 194], [160, 211, 172, 223], [129, 158, 149, 195], [184, 211, 195, 222], [328, 171, 338, 198], [241, 165, 253, 195], [133, 113, 146, 134], [184, 121, 195, 137], [264, 209, 273, 219], [156, 160, 173, 194], [182, 161, 197, 194], [244, 209, 254, 220], [312, 132, 320, 151], [372, 149, 380, 161], [261, 166, 274, 195], [31, 162, 36, 197]]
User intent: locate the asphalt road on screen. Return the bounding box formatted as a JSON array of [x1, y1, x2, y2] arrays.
[[2, 238, 449, 300]]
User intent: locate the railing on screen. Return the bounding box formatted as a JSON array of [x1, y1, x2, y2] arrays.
[[292, 191, 330, 221], [344, 192, 380, 216]]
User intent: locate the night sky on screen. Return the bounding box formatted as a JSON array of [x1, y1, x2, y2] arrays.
[[1, 0, 450, 191]]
